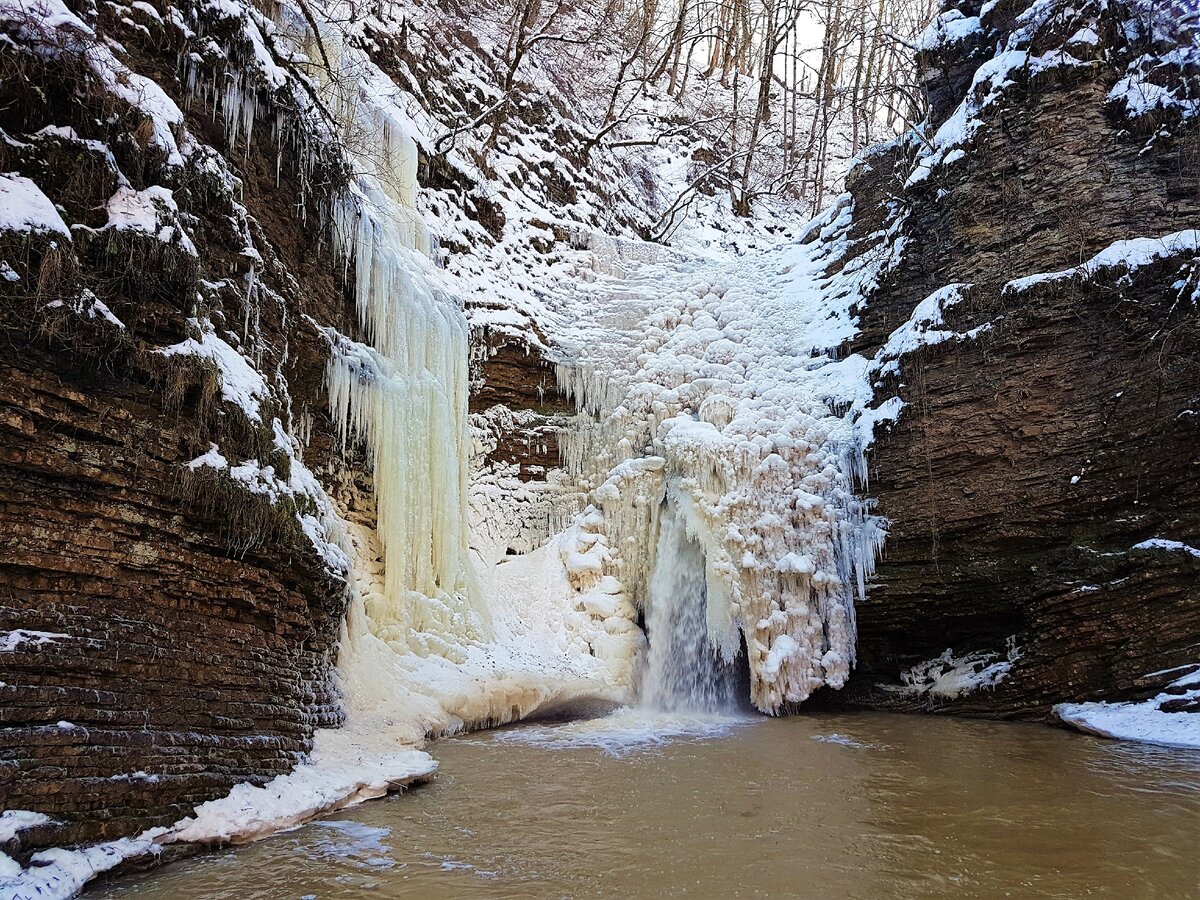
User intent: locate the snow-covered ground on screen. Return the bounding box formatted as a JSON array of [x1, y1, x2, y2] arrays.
[[1056, 666, 1200, 751]]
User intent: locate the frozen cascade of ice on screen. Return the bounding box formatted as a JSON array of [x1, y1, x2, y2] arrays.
[[280, 1, 636, 745], [642, 489, 740, 713], [553, 202, 899, 713], [311, 24, 480, 651]]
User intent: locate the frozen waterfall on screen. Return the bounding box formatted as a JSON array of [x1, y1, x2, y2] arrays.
[[554, 216, 893, 714], [276, 3, 632, 745]]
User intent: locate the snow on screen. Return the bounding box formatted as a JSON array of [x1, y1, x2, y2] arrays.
[[762, 634, 801, 681], [186, 432, 351, 574], [85, 296, 124, 329], [904, 4, 1105, 189], [906, 50, 1029, 186], [0, 736, 434, 898], [130, 1, 161, 21], [104, 186, 198, 256], [0, 811, 50, 843], [171, 732, 436, 844], [0, 829, 168, 900], [186, 443, 228, 470], [1056, 667, 1200, 750], [159, 320, 269, 422], [41, 289, 127, 330], [916, 10, 982, 52], [0, 174, 70, 237], [1, 0, 184, 166], [1132, 538, 1200, 558], [870, 283, 989, 375], [1109, 49, 1200, 120], [1004, 229, 1200, 291], [0, 630, 67, 652]]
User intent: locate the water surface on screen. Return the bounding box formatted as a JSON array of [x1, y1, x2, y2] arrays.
[[99, 711, 1200, 898]]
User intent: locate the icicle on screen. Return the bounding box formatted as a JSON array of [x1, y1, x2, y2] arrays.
[[301, 7, 477, 655]]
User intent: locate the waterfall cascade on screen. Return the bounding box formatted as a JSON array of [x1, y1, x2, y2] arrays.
[[187, 0, 886, 746], [641, 490, 740, 713], [555, 227, 892, 713]]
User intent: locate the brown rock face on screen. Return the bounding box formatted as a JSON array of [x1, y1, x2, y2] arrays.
[[0, 0, 359, 855], [469, 326, 572, 480], [834, 0, 1200, 717], [0, 348, 345, 848]]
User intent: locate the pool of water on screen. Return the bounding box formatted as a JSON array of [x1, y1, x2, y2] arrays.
[[97, 710, 1200, 898]]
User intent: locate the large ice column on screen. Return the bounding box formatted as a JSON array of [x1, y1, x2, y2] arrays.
[[324, 294, 478, 646], [284, 4, 479, 650]]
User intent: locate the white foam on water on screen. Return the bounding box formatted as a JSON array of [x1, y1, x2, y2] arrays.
[[486, 707, 757, 757], [810, 732, 887, 750], [306, 820, 395, 870]]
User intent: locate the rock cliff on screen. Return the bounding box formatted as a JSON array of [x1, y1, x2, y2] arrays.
[[833, 0, 1200, 718], [0, 0, 360, 855]]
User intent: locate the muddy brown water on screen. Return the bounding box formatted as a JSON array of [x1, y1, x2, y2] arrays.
[[98, 710, 1200, 899]]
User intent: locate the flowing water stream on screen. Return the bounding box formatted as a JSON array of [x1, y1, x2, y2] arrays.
[[98, 712, 1200, 898], [640, 497, 743, 714]]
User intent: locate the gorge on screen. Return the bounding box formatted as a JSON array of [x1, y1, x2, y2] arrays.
[[0, 0, 1197, 895]]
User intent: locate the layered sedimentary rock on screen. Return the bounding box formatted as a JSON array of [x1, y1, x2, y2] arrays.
[[835, 0, 1200, 717], [469, 327, 571, 480], [0, 0, 359, 854]]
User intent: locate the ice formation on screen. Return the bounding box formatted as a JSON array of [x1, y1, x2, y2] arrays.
[[238, 11, 476, 681], [554, 198, 897, 713], [890, 643, 1018, 700], [196, 1, 643, 757]]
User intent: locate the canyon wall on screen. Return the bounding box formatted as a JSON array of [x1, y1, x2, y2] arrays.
[[835, 0, 1200, 717], [0, 0, 370, 855]]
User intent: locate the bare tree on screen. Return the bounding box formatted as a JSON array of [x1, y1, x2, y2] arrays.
[[433, 0, 937, 221]]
